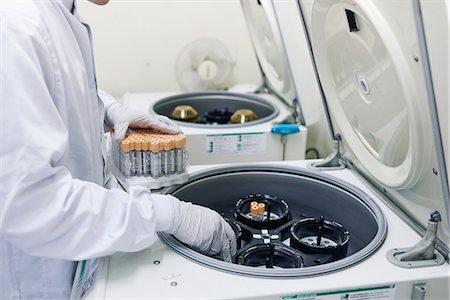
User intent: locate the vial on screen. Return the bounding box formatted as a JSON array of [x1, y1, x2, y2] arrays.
[[120, 140, 132, 177], [142, 139, 150, 176], [150, 141, 161, 178], [134, 139, 143, 177]]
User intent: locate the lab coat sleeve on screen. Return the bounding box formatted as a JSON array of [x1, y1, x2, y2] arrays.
[[98, 89, 117, 110], [97, 90, 117, 129], [0, 12, 173, 260]]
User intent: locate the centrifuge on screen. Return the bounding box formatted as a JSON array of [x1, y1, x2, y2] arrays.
[[120, 0, 326, 165], [73, 0, 449, 299]]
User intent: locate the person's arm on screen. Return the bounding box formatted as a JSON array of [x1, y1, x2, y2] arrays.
[[0, 14, 235, 261]]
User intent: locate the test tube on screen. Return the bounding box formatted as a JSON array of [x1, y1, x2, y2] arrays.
[[174, 148, 181, 174], [162, 139, 174, 176], [250, 202, 259, 218], [129, 139, 137, 177], [160, 151, 168, 177], [120, 141, 132, 177], [150, 141, 161, 178], [134, 139, 143, 176], [258, 203, 266, 221], [257, 203, 265, 216], [152, 152, 160, 178], [169, 148, 176, 175], [142, 138, 150, 176], [175, 136, 187, 174], [129, 143, 134, 176], [181, 148, 188, 173]]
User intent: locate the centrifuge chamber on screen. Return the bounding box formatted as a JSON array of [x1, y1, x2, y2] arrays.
[[158, 164, 388, 277]]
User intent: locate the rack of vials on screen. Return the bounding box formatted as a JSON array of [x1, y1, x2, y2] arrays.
[[111, 129, 189, 189]]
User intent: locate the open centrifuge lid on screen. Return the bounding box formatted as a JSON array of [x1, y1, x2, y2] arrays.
[[307, 0, 449, 246], [240, 0, 298, 110]]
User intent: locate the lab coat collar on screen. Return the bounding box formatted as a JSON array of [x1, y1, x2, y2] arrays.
[[58, 0, 87, 26], [60, 0, 75, 13], [71, 1, 88, 25]]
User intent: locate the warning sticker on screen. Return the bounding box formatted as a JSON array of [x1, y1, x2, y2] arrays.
[[280, 285, 396, 300], [206, 133, 267, 155]]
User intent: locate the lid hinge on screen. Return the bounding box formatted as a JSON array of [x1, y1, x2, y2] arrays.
[[308, 134, 346, 171], [254, 77, 269, 94], [291, 97, 304, 125], [387, 211, 446, 268], [254, 73, 305, 125]]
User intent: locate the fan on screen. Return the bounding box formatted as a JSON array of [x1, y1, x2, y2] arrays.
[[175, 38, 236, 91]]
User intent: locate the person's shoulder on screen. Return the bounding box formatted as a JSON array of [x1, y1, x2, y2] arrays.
[[2, 1, 61, 36]]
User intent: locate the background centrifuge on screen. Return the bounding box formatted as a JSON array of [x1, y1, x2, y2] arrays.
[[118, 0, 327, 166], [73, 0, 449, 299]]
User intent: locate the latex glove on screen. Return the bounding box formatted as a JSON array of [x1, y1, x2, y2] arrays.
[[105, 102, 181, 141], [154, 195, 237, 258]]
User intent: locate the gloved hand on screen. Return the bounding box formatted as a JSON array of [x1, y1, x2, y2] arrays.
[[105, 102, 181, 141], [153, 195, 237, 259]]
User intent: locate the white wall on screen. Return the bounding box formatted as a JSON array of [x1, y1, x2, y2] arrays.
[[78, 0, 261, 98]]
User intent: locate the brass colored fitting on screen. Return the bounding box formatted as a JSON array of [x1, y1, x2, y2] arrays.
[[230, 109, 258, 124], [171, 105, 198, 122]]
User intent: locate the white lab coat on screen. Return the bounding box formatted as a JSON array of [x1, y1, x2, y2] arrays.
[[0, 1, 172, 298]]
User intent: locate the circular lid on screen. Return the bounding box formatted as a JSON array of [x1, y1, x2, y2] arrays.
[[310, 0, 431, 189], [241, 0, 295, 103]]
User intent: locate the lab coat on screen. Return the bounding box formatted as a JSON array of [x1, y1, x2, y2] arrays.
[[0, 1, 171, 298]]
